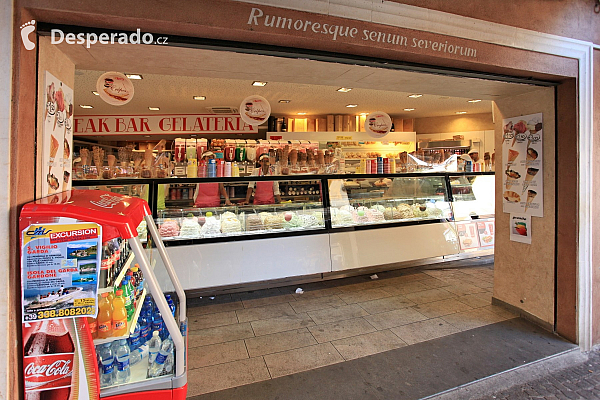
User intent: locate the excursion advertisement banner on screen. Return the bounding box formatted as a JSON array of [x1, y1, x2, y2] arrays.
[[22, 223, 102, 322]]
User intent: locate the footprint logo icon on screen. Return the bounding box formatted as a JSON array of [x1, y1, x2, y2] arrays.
[[20, 20, 36, 51]]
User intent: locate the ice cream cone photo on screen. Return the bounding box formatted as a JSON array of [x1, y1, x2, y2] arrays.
[[525, 190, 537, 211], [507, 149, 519, 166], [522, 167, 539, 193]]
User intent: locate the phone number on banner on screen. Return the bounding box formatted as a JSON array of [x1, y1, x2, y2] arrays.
[[24, 306, 95, 321]]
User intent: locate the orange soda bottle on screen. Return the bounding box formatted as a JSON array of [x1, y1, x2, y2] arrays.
[[112, 289, 128, 336], [97, 292, 113, 339]]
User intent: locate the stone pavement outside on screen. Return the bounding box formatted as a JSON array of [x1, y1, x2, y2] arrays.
[[478, 349, 600, 400]]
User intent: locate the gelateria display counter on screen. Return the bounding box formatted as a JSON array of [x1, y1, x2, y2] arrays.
[[74, 172, 494, 292]]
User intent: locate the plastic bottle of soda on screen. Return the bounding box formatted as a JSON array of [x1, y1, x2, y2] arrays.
[[115, 339, 131, 384], [147, 331, 162, 366], [87, 316, 98, 339], [126, 271, 136, 297], [97, 293, 113, 339], [120, 278, 133, 321], [125, 276, 136, 308], [112, 290, 128, 337]]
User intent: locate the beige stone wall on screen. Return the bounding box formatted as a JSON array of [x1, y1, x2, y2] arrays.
[[493, 87, 556, 324], [414, 113, 494, 134]]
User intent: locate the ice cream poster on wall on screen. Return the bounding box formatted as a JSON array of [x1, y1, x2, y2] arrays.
[[456, 222, 480, 251], [502, 113, 543, 217], [42, 71, 74, 195], [21, 223, 101, 322], [510, 214, 532, 244]]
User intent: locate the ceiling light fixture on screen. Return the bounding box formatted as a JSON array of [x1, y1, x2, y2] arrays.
[[403, 108, 415, 111], [278, 100, 291, 103], [467, 99, 482, 103], [337, 87, 352, 92], [125, 74, 143, 79], [193, 96, 206, 101], [455, 111, 467, 114], [144, 135, 151, 138], [346, 104, 358, 108], [92, 91, 99, 96], [252, 81, 267, 86], [297, 112, 307, 115], [148, 107, 160, 111], [359, 113, 368, 116], [407, 94, 422, 98], [79, 105, 93, 109]]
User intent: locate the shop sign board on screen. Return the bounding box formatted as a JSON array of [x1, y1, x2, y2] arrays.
[[96, 71, 134, 106], [240, 95, 271, 125], [365, 111, 392, 138], [74, 114, 259, 136], [21, 222, 102, 323], [501, 112, 543, 217], [42, 71, 74, 195]]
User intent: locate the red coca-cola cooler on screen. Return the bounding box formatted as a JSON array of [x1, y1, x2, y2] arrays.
[[20, 190, 188, 400]]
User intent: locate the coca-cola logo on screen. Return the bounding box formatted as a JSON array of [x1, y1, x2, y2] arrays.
[[25, 359, 72, 379]]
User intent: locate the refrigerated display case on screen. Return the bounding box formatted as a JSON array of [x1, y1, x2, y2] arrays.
[[19, 190, 188, 400], [72, 173, 494, 293]]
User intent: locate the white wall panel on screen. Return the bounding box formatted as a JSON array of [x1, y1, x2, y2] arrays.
[[330, 223, 459, 272], [152, 234, 332, 291]]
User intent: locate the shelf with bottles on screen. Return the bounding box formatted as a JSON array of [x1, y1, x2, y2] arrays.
[[94, 288, 147, 346], [98, 252, 135, 295]]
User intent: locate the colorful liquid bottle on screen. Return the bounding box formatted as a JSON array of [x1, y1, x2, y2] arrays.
[[112, 290, 128, 336], [97, 293, 113, 339]]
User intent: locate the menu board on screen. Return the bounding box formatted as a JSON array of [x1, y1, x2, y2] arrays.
[[501, 112, 543, 217], [42, 71, 74, 195], [476, 220, 495, 249], [456, 222, 480, 251], [21, 223, 102, 322]]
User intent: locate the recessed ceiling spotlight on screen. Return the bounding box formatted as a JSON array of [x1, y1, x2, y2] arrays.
[[407, 94, 422, 98], [403, 108, 415, 111], [467, 99, 482, 103], [455, 111, 467, 114], [193, 96, 206, 100], [79, 105, 93, 109], [148, 107, 160, 111], [278, 100, 291, 103], [346, 104, 358, 108], [92, 91, 99, 96], [190, 134, 197, 137], [125, 74, 143, 79], [337, 87, 352, 92], [297, 112, 307, 115], [252, 81, 267, 86], [144, 135, 151, 138], [359, 112, 368, 116]]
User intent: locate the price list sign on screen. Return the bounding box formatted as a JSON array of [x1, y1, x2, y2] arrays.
[[21, 223, 102, 322]]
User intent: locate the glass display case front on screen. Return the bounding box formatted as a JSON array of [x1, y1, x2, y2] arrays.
[[449, 174, 495, 220], [155, 179, 326, 241], [328, 175, 453, 228]]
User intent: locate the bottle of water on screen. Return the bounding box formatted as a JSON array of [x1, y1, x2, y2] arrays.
[[115, 339, 131, 384], [153, 309, 164, 340], [163, 352, 174, 375], [165, 295, 176, 317], [99, 343, 115, 388], [139, 309, 151, 345], [110, 340, 120, 359], [130, 344, 148, 366], [129, 323, 141, 350], [148, 338, 174, 377], [147, 331, 162, 366]]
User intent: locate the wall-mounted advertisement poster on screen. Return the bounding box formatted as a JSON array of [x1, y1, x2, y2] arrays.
[[502, 112, 543, 217]]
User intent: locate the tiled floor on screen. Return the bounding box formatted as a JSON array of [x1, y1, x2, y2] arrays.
[[185, 260, 516, 397]]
